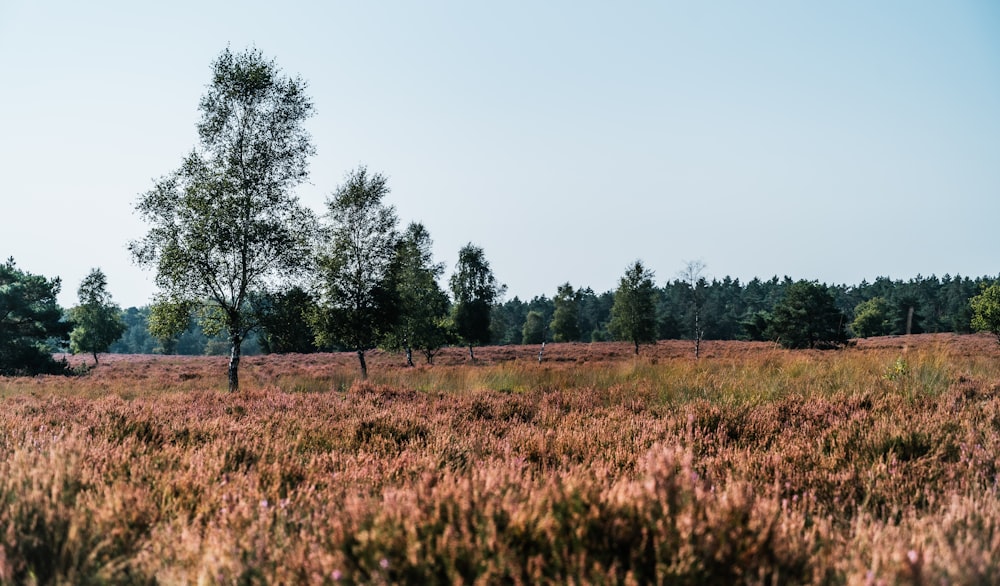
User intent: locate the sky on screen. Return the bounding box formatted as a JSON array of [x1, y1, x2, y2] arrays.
[[1, 1, 998, 308]]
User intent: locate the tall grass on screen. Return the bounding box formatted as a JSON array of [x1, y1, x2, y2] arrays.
[[1, 338, 999, 583]]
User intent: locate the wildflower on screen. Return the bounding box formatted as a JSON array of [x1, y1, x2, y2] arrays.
[[260, 499, 269, 509], [332, 570, 342, 581], [380, 558, 389, 570], [907, 549, 919, 565]]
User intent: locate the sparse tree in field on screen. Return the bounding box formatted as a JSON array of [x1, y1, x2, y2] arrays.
[[0, 258, 70, 376], [450, 243, 503, 361], [680, 260, 707, 359], [385, 222, 454, 366], [130, 47, 318, 392], [609, 260, 658, 355], [550, 283, 580, 342], [850, 297, 892, 338], [767, 280, 847, 349], [313, 166, 399, 379], [68, 268, 126, 366], [970, 282, 1000, 344]]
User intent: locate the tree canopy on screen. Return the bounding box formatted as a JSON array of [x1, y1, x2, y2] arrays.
[[68, 268, 126, 366], [385, 222, 454, 365], [0, 258, 70, 376], [971, 283, 1000, 344], [313, 166, 399, 378], [767, 280, 847, 349], [450, 244, 503, 360], [609, 261, 658, 355], [130, 47, 317, 391]]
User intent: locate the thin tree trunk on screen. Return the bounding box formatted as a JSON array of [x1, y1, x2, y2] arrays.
[[405, 346, 414, 367], [92, 351, 99, 366], [228, 335, 242, 393], [358, 349, 368, 379], [468, 344, 476, 361], [634, 339, 640, 355]]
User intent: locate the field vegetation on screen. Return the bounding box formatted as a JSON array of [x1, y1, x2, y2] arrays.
[[2, 334, 1000, 584]]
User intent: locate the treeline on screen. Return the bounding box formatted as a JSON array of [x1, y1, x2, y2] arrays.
[[7, 48, 998, 387], [104, 272, 993, 356]]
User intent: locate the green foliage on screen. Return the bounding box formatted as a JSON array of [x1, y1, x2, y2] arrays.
[[450, 244, 503, 358], [257, 287, 324, 354], [130, 47, 317, 391], [521, 310, 546, 345], [68, 268, 126, 365], [550, 283, 580, 342], [384, 223, 454, 365], [608, 260, 658, 354], [313, 166, 399, 378], [767, 280, 847, 349], [109, 307, 157, 354], [970, 283, 1000, 344], [851, 297, 892, 338], [0, 258, 70, 375], [148, 299, 194, 354]]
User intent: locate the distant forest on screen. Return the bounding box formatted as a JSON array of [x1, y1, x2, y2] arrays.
[[108, 273, 994, 356]]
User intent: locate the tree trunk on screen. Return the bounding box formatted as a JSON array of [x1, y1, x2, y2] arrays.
[[92, 351, 99, 366], [228, 334, 242, 393], [405, 346, 414, 367], [634, 339, 640, 355], [468, 344, 476, 361], [694, 311, 701, 360], [357, 349, 368, 379]]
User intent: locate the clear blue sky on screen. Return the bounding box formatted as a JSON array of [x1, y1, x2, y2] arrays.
[[2, 1, 998, 308]]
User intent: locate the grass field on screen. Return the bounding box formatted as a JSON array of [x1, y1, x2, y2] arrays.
[[2, 334, 999, 584]]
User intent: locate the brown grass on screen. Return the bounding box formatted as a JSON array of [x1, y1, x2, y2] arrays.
[[1, 334, 999, 584]]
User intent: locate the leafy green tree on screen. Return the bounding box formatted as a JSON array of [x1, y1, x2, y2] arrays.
[[609, 260, 658, 355], [68, 268, 126, 366], [450, 243, 503, 361], [313, 166, 399, 378], [0, 258, 70, 375], [850, 297, 891, 338], [130, 47, 318, 392], [385, 223, 454, 365], [257, 287, 323, 354], [767, 280, 847, 349], [549, 283, 580, 343], [147, 299, 194, 355], [970, 282, 1000, 344], [522, 310, 546, 344]]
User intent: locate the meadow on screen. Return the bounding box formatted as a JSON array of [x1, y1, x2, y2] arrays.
[[1, 334, 999, 584]]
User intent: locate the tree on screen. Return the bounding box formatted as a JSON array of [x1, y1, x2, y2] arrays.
[[850, 297, 891, 338], [608, 260, 658, 355], [522, 310, 546, 344], [0, 258, 70, 376], [767, 280, 847, 349], [549, 283, 580, 342], [970, 282, 1000, 344], [313, 166, 399, 378], [679, 260, 707, 359], [257, 287, 323, 354], [68, 268, 126, 366], [130, 47, 317, 392], [385, 223, 454, 365], [449, 243, 503, 361], [109, 307, 158, 354]]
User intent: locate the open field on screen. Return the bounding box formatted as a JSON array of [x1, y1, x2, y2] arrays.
[[2, 334, 1000, 584]]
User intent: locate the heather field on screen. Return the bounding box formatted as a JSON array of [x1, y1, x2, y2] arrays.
[[2, 335, 1000, 584]]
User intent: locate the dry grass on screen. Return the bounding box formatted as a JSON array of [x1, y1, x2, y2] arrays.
[[1, 334, 1000, 584]]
